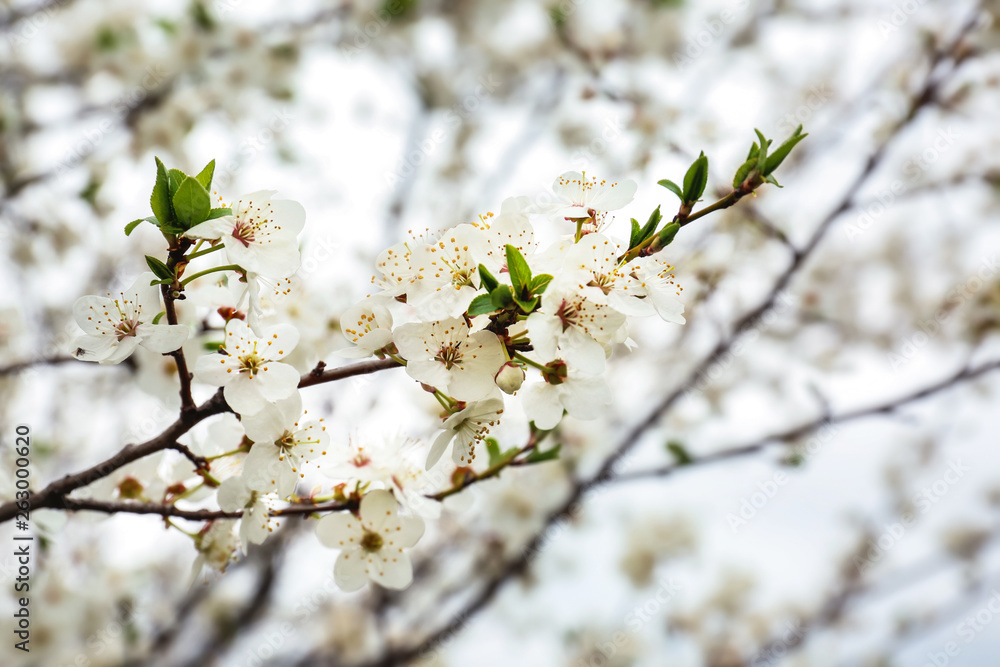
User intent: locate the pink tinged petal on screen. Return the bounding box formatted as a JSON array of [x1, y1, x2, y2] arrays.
[[193, 353, 239, 386], [183, 216, 234, 240], [426, 430, 453, 470], [316, 512, 363, 548], [263, 324, 299, 359], [102, 336, 141, 365], [257, 362, 300, 402], [521, 383, 564, 430], [359, 489, 399, 532], [404, 359, 451, 389], [333, 550, 369, 592], [368, 553, 413, 590], [138, 323, 188, 353]]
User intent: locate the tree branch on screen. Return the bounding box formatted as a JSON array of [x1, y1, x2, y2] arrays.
[[0, 357, 401, 524]]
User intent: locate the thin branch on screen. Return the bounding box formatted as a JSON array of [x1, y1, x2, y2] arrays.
[[0, 355, 79, 376], [614, 358, 1000, 484], [56, 497, 353, 521], [0, 357, 401, 524]]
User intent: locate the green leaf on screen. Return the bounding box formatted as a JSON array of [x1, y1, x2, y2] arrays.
[[207, 207, 232, 220], [682, 152, 709, 204], [468, 293, 497, 316], [145, 255, 174, 281], [512, 294, 539, 314], [490, 284, 513, 310], [754, 129, 771, 173], [195, 159, 215, 190], [666, 441, 692, 466], [125, 216, 158, 237], [203, 340, 224, 352], [172, 176, 212, 229], [764, 125, 807, 176], [657, 222, 681, 248], [528, 273, 553, 295], [167, 168, 186, 198], [485, 438, 519, 468], [149, 278, 173, 286], [478, 264, 499, 293], [638, 206, 661, 244], [658, 179, 683, 201], [629, 218, 642, 248], [505, 244, 532, 296], [151, 311, 166, 325], [151, 157, 171, 226], [733, 158, 757, 189], [526, 443, 562, 464]]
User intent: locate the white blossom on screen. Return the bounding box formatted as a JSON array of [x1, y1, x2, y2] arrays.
[[394, 318, 505, 401], [72, 272, 188, 365], [336, 299, 394, 359], [534, 171, 637, 219], [315, 490, 424, 591], [427, 398, 505, 469], [184, 190, 305, 279], [241, 391, 328, 498], [193, 319, 300, 415], [217, 475, 273, 554], [520, 362, 612, 430]]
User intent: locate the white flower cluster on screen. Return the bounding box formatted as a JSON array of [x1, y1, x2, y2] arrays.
[[71, 171, 685, 593], [342, 170, 685, 460]]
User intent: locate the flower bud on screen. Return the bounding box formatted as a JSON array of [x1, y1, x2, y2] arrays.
[[494, 362, 525, 394]]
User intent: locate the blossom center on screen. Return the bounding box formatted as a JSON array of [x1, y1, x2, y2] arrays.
[[360, 530, 383, 552], [231, 220, 256, 247], [434, 342, 463, 369], [114, 318, 140, 341]]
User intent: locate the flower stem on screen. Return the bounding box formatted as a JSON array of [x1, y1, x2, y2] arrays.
[[512, 352, 548, 373], [180, 264, 243, 286], [186, 243, 225, 260]]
